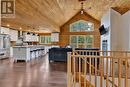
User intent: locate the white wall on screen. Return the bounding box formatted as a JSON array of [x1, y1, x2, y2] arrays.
[[121, 11, 130, 51], [101, 9, 110, 27], [110, 9, 122, 51]]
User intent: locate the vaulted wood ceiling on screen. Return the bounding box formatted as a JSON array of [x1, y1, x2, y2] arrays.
[[1, 0, 130, 33]]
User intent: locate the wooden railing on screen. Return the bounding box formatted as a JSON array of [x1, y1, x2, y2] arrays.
[[67, 50, 130, 87]]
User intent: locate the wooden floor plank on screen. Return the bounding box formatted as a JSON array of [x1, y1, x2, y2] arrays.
[[0, 54, 67, 87]]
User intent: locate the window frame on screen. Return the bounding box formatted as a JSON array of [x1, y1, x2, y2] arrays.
[[70, 20, 94, 32], [40, 35, 51, 44], [70, 35, 94, 48]]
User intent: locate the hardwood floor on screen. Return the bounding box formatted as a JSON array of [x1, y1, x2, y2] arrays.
[[0, 54, 67, 87]]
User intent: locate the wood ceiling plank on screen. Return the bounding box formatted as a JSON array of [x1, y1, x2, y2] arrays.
[[1, 0, 130, 33]]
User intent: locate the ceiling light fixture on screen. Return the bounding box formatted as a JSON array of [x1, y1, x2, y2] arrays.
[[81, 10, 84, 14], [7, 24, 10, 27], [19, 27, 22, 30], [27, 32, 30, 35], [80, 2, 84, 14], [78, 0, 91, 15], [32, 33, 35, 36]]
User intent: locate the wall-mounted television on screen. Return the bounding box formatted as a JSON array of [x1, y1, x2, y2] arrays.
[[99, 25, 107, 35]]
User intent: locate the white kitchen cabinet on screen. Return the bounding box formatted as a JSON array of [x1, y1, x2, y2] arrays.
[[0, 27, 10, 34], [9, 29, 18, 41], [0, 27, 18, 41], [23, 35, 31, 42], [51, 32, 59, 42], [23, 32, 39, 42]]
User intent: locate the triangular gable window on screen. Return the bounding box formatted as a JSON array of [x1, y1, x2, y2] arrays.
[[70, 20, 94, 32]]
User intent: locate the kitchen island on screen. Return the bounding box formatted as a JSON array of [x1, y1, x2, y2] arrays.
[[13, 45, 45, 62]]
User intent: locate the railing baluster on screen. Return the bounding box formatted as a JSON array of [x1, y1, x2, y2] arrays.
[[112, 56, 115, 87], [67, 50, 130, 87], [84, 58, 87, 87], [125, 56, 128, 87], [106, 51, 108, 87], [67, 52, 71, 87], [92, 52, 94, 74], [118, 58, 121, 87], [79, 57, 81, 87], [100, 52, 103, 87], [103, 52, 104, 78], [95, 52, 97, 87], [73, 52, 76, 86], [110, 52, 113, 77], [89, 52, 92, 87], [103, 53, 105, 87]]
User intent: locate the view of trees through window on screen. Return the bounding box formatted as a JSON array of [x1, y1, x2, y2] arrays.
[[70, 20, 94, 48], [70, 20, 94, 32], [40, 36, 51, 44], [70, 35, 93, 48]]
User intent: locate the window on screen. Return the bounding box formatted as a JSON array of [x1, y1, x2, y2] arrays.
[[70, 20, 94, 32], [70, 35, 94, 48], [40, 36, 51, 44]]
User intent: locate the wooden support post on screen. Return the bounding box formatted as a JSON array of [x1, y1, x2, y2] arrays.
[[67, 52, 71, 87], [118, 58, 121, 87]]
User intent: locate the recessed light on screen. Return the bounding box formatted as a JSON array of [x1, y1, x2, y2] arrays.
[[7, 24, 10, 27], [19, 27, 22, 30]]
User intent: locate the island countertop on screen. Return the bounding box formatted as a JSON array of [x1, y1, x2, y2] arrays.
[[12, 45, 45, 62], [13, 45, 44, 48]]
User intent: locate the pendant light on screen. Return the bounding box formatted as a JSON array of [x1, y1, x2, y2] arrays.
[[80, 2, 84, 14], [32, 33, 35, 36], [27, 32, 30, 35]]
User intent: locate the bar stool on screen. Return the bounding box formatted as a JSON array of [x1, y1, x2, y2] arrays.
[[37, 48, 41, 58], [30, 50, 33, 60], [33, 49, 37, 59], [36, 49, 39, 58]]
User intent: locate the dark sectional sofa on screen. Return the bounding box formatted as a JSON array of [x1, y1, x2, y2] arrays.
[[49, 48, 72, 62], [48, 48, 99, 62]]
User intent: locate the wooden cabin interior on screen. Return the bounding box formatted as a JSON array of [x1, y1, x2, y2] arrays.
[[1, 0, 130, 87]]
